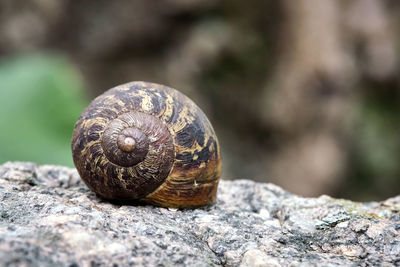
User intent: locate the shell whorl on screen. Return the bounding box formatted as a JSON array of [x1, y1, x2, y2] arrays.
[[100, 111, 175, 198], [101, 112, 174, 169]]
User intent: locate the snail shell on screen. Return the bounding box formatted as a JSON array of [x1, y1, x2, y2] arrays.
[[71, 81, 221, 208]]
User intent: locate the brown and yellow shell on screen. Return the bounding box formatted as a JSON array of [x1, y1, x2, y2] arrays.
[[71, 81, 221, 208]]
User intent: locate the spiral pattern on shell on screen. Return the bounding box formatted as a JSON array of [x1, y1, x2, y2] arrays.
[[71, 81, 221, 208]]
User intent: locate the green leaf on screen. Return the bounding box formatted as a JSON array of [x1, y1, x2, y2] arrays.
[[0, 53, 89, 166]]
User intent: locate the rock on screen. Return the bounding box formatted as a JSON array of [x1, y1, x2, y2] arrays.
[[0, 162, 399, 266]]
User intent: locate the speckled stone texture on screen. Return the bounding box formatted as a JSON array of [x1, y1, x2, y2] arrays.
[[0, 162, 399, 267]]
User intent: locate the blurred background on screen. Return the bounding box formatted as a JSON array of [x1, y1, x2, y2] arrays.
[[0, 0, 399, 201]]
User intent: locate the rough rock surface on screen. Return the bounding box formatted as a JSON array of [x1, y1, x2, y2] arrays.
[[0, 162, 399, 267]]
